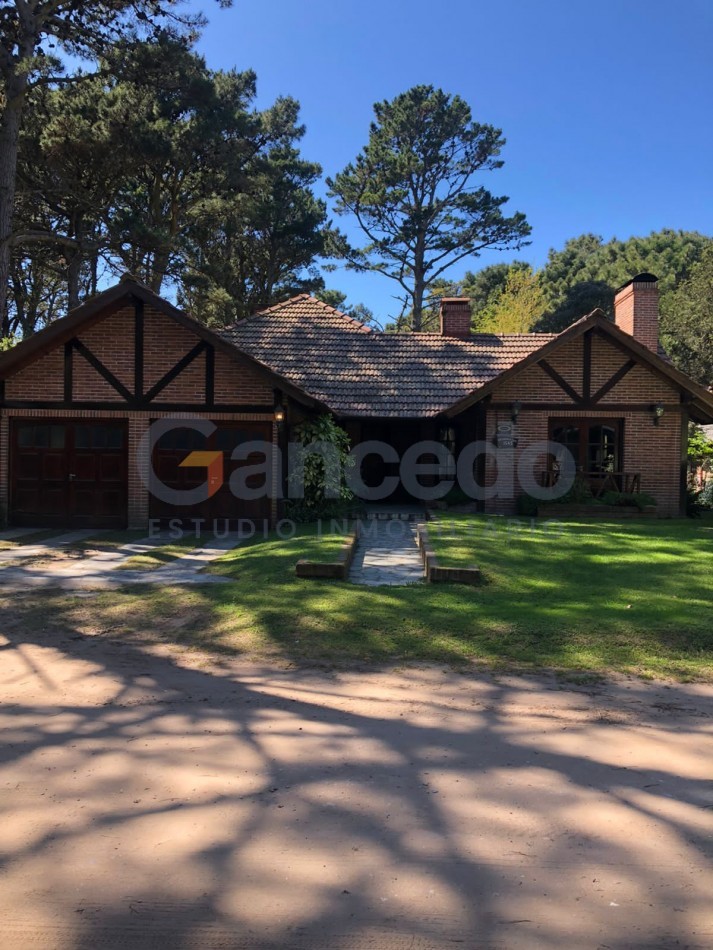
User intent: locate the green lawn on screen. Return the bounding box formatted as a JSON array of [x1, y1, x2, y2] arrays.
[[118, 535, 200, 570], [13, 514, 710, 682]]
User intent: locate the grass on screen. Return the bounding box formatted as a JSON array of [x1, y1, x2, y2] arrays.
[[2, 515, 712, 681], [118, 535, 200, 571]]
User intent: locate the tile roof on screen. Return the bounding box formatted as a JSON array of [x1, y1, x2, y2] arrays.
[[220, 295, 556, 417], [247, 293, 373, 332]]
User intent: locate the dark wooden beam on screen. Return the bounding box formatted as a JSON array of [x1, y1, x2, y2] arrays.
[[488, 401, 683, 412], [205, 343, 215, 408], [582, 330, 592, 402], [142, 340, 207, 403], [590, 359, 636, 404], [134, 298, 144, 399], [538, 359, 584, 404], [1, 399, 274, 413], [72, 339, 134, 402], [63, 340, 73, 403]]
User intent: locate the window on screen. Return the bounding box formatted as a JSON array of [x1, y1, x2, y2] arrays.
[[75, 425, 125, 450], [16, 424, 65, 449], [549, 419, 624, 490]]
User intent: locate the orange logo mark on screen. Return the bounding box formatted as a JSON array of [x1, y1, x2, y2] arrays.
[[179, 451, 224, 498]]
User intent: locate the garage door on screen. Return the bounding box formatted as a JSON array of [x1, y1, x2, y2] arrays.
[[150, 422, 272, 527], [10, 420, 128, 528]]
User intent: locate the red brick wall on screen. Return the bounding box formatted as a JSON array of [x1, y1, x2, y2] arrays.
[[5, 348, 64, 401], [4, 300, 274, 407], [614, 280, 659, 352], [440, 299, 472, 339], [481, 333, 684, 517], [77, 306, 136, 396]]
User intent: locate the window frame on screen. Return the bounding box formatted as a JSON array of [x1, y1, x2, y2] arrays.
[[548, 417, 625, 476]]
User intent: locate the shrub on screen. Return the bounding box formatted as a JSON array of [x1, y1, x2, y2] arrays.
[[516, 493, 539, 516], [700, 481, 713, 509], [286, 415, 354, 521], [600, 491, 657, 510], [552, 475, 596, 505], [686, 487, 707, 518], [443, 485, 474, 506]]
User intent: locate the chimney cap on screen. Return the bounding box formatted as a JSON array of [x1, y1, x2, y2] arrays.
[[616, 273, 659, 293], [440, 296, 471, 306]]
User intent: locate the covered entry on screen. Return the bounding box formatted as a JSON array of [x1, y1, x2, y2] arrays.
[[10, 419, 128, 528]]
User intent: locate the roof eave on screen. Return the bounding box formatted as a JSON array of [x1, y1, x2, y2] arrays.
[[443, 310, 713, 422], [0, 277, 330, 413]]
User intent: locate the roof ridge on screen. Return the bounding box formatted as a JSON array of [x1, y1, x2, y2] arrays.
[[233, 293, 373, 333]]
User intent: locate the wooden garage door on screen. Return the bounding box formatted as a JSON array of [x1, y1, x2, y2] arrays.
[[10, 420, 128, 528], [150, 422, 272, 527]]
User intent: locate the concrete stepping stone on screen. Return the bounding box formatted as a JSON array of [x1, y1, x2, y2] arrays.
[[0, 529, 96, 561], [0, 527, 44, 542], [0, 530, 243, 590], [349, 520, 425, 587]]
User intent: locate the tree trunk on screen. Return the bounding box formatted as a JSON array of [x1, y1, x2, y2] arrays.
[[411, 237, 426, 332], [149, 251, 168, 294], [0, 20, 36, 336], [0, 77, 28, 336], [66, 217, 83, 311], [412, 274, 426, 332]]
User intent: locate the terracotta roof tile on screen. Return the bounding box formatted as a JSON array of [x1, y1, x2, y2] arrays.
[[245, 294, 373, 332], [221, 295, 555, 417]]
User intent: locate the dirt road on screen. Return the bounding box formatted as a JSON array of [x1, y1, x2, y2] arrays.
[[1, 624, 712, 948]]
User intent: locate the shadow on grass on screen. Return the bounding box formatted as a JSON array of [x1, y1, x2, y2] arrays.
[[4, 514, 706, 681]]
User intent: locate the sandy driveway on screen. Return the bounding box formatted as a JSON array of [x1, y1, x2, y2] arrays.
[[0, 624, 712, 949]]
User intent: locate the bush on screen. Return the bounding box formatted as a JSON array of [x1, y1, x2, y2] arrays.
[[600, 491, 657, 510], [552, 475, 596, 505], [287, 414, 354, 521], [285, 498, 359, 524], [443, 485, 474, 506], [516, 493, 539, 516], [686, 487, 707, 518], [700, 481, 713, 509]]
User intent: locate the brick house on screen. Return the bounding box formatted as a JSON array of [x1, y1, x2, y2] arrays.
[[0, 272, 711, 528]]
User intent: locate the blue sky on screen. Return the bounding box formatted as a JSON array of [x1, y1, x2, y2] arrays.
[[189, 0, 713, 321]]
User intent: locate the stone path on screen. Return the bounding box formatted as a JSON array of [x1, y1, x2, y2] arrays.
[[0, 530, 242, 591], [349, 517, 425, 586], [0, 529, 96, 561], [0, 527, 47, 542]]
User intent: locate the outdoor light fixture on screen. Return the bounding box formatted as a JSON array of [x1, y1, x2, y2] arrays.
[[652, 403, 665, 426], [274, 400, 285, 424], [511, 400, 522, 423]]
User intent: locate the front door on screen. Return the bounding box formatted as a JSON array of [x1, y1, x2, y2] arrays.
[[10, 420, 128, 528]]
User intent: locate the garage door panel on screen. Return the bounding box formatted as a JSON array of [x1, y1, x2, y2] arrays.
[[73, 453, 98, 480], [149, 421, 272, 526], [42, 454, 66, 479], [99, 455, 124, 480], [10, 420, 127, 528]]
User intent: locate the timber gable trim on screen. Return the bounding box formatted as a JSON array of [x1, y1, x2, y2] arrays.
[[445, 310, 713, 422], [0, 276, 328, 413]]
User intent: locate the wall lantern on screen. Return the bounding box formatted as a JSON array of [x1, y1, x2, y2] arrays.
[[511, 400, 522, 424], [652, 403, 665, 426], [274, 400, 286, 424]]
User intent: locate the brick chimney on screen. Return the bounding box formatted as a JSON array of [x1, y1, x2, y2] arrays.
[[440, 297, 472, 339], [613, 273, 659, 352]]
